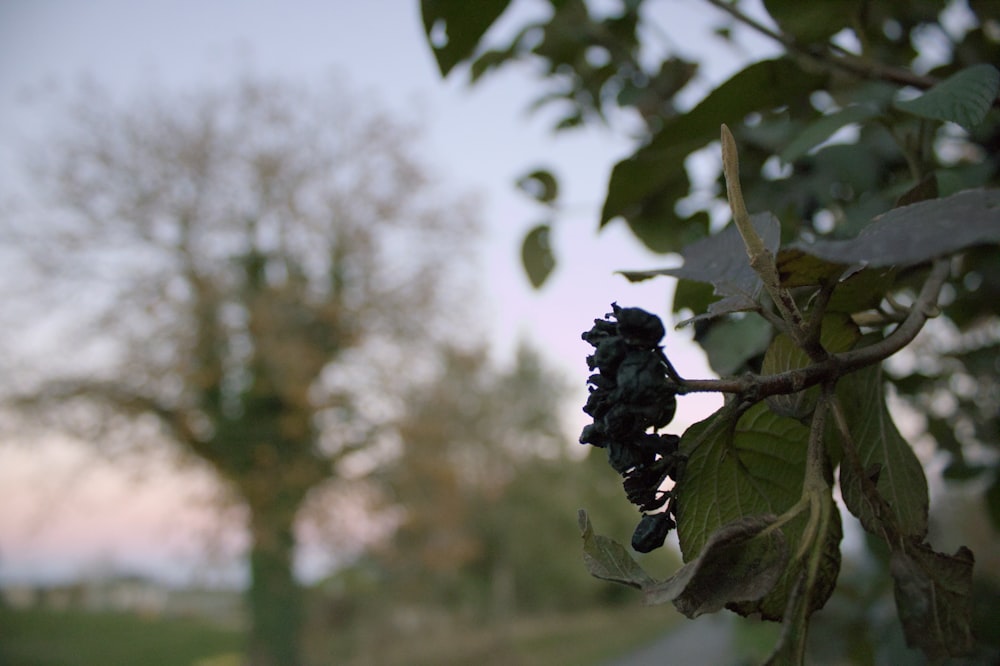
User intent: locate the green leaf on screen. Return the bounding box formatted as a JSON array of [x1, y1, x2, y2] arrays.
[[763, 0, 862, 44], [421, 0, 512, 77], [780, 104, 882, 164], [644, 514, 788, 617], [677, 404, 807, 553], [763, 572, 810, 666], [676, 403, 841, 619], [775, 249, 845, 288], [890, 541, 975, 659], [761, 314, 860, 420], [895, 172, 939, 207], [469, 47, 514, 83], [578, 509, 655, 590], [837, 362, 929, 538], [839, 373, 977, 662], [671, 278, 715, 318], [775, 251, 899, 314], [792, 188, 1000, 268], [623, 212, 780, 322], [515, 168, 559, 205], [762, 493, 842, 665], [625, 213, 779, 287], [826, 267, 898, 313], [894, 64, 1000, 131], [619, 57, 699, 110], [521, 224, 555, 289], [698, 314, 773, 376], [602, 58, 826, 253]]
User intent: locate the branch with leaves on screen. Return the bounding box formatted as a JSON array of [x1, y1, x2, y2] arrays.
[[574, 130, 994, 663], [668, 257, 952, 401], [421, 2, 1000, 662]]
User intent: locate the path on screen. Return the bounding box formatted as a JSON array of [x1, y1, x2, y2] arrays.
[[604, 613, 738, 666]]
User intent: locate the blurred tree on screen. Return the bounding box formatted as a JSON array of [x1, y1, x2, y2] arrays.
[[377, 343, 571, 613], [374, 342, 667, 619], [4, 76, 476, 666]]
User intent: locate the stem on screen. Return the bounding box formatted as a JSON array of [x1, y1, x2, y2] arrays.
[[756, 301, 795, 337], [721, 124, 769, 262], [795, 396, 831, 561], [803, 280, 836, 345], [721, 125, 813, 352], [803, 393, 830, 495], [704, 0, 940, 91], [761, 400, 831, 544], [673, 259, 951, 400], [828, 392, 901, 545]]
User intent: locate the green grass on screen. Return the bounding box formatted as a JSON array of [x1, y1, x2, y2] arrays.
[[0, 607, 242, 666], [0, 602, 679, 666]]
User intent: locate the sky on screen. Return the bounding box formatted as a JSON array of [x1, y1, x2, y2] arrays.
[[0, 0, 779, 586]]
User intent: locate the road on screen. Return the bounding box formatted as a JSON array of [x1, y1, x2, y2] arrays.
[[604, 613, 740, 666]]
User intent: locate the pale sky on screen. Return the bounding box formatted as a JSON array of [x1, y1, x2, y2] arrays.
[[0, 1, 777, 585]]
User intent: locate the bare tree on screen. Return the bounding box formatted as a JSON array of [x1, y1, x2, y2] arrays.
[[4, 75, 478, 666]]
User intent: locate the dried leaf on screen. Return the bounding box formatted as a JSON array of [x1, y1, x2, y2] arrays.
[[891, 541, 975, 659], [644, 514, 788, 617]]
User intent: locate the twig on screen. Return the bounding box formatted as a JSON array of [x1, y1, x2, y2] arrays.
[[704, 0, 939, 91], [721, 125, 820, 357], [803, 280, 837, 346], [803, 393, 830, 495], [673, 259, 951, 400]]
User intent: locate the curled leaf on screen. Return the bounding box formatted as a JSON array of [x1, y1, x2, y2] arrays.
[[622, 212, 780, 323], [578, 509, 655, 590], [644, 514, 788, 617], [891, 541, 975, 659]]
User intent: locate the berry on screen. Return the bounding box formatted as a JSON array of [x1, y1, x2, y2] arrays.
[[579, 304, 684, 552], [632, 512, 675, 553], [612, 303, 665, 348]]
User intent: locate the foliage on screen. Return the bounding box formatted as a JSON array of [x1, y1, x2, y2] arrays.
[[423, 0, 1000, 663], [370, 343, 649, 618], [302, 342, 668, 663]]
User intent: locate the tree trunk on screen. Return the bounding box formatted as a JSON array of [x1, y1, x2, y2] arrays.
[[245, 500, 304, 666]]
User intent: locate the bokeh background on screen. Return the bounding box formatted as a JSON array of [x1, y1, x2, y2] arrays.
[[0, 3, 732, 664], [2, 2, 997, 666]]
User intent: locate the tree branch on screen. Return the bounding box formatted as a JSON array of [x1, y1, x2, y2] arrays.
[[673, 259, 951, 401], [705, 0, 939, 91], [14, 379, 206, 449]]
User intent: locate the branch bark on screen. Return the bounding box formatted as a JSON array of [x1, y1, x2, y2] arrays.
[[704, 0, 940, 91], [673, 259, 951, 402]]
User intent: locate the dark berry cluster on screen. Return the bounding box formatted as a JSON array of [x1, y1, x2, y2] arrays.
[[581, 304, 683, 553]]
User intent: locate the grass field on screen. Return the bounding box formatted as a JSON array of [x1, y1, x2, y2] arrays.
[[0, 607, 243, 666], [0, 603, 678, 666]]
